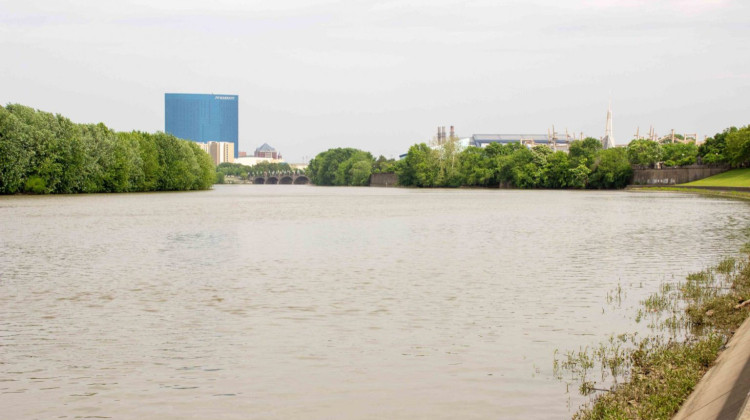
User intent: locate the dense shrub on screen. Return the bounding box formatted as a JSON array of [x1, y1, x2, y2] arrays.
[[0, 104, 214, 194]]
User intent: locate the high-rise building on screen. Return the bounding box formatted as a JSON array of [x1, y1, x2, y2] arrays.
[[208, 141, 235, 165], [192, 141, 234, 164], [165, 93, 239, 158]]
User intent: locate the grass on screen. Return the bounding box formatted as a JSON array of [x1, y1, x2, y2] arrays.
[[573, 336, 724, 420], [682, 168, 750, 187], [556, 243, 750, 419]]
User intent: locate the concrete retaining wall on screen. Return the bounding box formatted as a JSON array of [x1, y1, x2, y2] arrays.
[[674, 316, 750, 420], [370, 173, 398, 187], [631, 165, 729, 186]]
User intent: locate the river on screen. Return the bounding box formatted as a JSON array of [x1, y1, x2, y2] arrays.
[[2, 185, 749, 419]]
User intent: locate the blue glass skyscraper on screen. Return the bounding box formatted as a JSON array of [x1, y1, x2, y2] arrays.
[[165, 93, 239, 157]]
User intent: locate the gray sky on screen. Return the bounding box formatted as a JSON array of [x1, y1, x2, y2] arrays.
[[1, 0, 748, 162]]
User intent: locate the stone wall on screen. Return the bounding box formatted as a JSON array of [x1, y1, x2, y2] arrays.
[[369, 173, 398, 187], [631, 165, 729, 186]]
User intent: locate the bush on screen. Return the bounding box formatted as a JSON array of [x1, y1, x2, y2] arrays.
[[0, 104, 214, 194], [23, 176, 47, 194]]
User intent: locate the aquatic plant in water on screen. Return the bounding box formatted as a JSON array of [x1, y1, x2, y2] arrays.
[[555, 241, 750, 419]]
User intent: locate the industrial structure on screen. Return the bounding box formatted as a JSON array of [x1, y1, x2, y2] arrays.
[[426, 125, 577, 154], [469, 129, 576, 152], [427, 102, 628, 156], [420, 103, 709, 155], [434, 126, 457, 145], [165, 93, 239, 158], [632, 127, 700, 144], [602, 101, 615, 149]]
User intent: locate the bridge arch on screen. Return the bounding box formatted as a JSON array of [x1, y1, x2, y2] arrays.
[[293, 176, 310, 185], [266, 177, 279, 184], [254, 177, 265, 184], [279, 176, 293, 184]]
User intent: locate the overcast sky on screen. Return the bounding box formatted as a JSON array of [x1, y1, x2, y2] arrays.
[[1, 0, 749, 162]]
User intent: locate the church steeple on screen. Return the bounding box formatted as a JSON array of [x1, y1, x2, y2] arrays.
[[602, 100, 615, 149]]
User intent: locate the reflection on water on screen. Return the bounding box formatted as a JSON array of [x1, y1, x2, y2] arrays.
[[1, 186, 749, 419]]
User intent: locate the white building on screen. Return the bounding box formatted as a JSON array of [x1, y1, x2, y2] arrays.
[[234, 156, 285, 166]]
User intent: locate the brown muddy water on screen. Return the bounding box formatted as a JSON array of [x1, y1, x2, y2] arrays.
[[1, 185, 749, 419]]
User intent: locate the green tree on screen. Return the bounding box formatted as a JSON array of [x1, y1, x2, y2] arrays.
[[725, 126, 750, 167], [508, 147, 541, 188], [0, 105, 214, 194], [252, 161, 292, 174], [626, 139, 662, 166], [698, 128, 734, 164], [542, 151, 572, 188], [136, 132, 161, 191], [489, 143, 526, 185], [350, 160, 373, 186], [569, 137, 602, 168], [569, 164, 590, 189], [661, 142, 698, 167], [188, 141, 216, 190], [437, 138, 462, 187], [308, 148, 373, 186], [589, 148, 633, 189], [106, 129, 143, 192], [0, 106, 32, 193], [458, 146, 493, 186], [397, 143, 440, 187], [334, 151, 374, 186], [373, 155, 396, 173]]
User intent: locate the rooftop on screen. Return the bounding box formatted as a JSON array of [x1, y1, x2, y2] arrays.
[[255, 143, 277, 152]]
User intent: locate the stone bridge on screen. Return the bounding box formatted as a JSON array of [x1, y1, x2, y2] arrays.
[[251, 172, 310, 185]]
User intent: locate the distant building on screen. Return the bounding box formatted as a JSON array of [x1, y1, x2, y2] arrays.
[[469, 134, 571, 152], [399, 125, 577, 159], [195, 141, 234, 165], [238, 151, 247, 157], [195, 142, 209, 155], [254, 143, 281, 160], [165, 93, 239, 158], [209, 142, 234, 165], [602, 101, 615, 150], [235, 156, 285, 166]]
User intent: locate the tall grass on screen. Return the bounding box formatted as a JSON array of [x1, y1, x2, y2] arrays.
[[555, 242, 750, 419]]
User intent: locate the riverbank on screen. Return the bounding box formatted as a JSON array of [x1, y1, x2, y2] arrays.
[[674, 315, 750, 419], [626, 185, 750, 201], [563, 240, 750, 419]]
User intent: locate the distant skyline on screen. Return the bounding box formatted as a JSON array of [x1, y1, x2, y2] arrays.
[[1, 0, 749, 162]]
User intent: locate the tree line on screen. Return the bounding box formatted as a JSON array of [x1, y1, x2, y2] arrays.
[[398, 138, 631, 188], [0, 104, 215, 194], [628, 126, 749, 167], [307, 139, 629, 188], [307, 148, 395, 186], [306, 124, 749, 189]]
